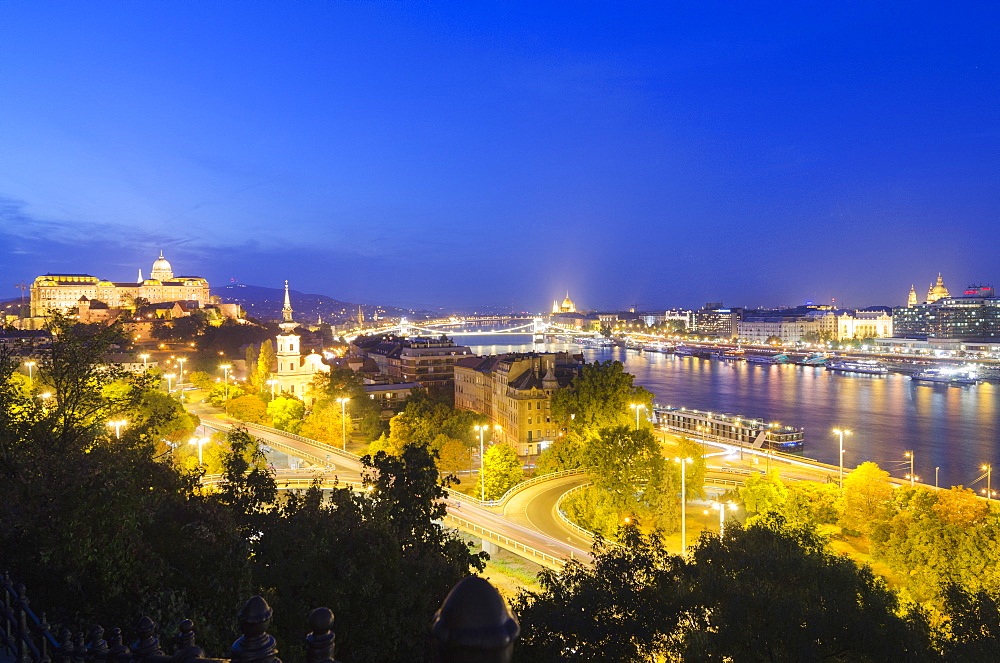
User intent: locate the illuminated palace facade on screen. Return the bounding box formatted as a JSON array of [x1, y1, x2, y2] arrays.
[[29, 252, 211, 318]]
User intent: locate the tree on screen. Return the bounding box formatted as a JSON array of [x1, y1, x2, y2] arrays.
[[513, 525, 684, 663], [188, 370, 213, 390], [244, 343, 259, 393], [227, 394, 270, 424], [300, 397, 349, 446], [480, 442, 524, 500], [840, 461, 893, 535], [432, 434, 470, 478], [739, 471, 787, 516], [266, 395, 304, 433], [551, 360, 654, 441], [515, 517, 933, 662], [257, 339, 275, 395]]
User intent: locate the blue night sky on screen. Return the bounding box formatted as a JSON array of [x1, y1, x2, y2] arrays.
[[1, 2, 997, 311]]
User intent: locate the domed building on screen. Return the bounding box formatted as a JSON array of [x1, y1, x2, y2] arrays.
[[925, 273, 950, 304], [30, 251, 211, 318], [551, 292, 577, 314]]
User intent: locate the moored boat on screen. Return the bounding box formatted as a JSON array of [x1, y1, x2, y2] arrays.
[[654, 405, 804, 452], [826, 360, 888, 375], [911, 366, 978, 385]]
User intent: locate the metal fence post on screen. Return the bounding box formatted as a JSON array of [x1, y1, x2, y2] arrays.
[[431, 577, 519, 663], [231, 596, 279, 663], [304, 608, 335, 663]]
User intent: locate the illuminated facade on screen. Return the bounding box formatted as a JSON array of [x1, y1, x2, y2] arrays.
[[551, 292, 577, 314], [29, 252, 210, 317], [925, 273, 950, 304], [273, 281, 329, 403], [893, 285, 1000, 340], [454, 352, 582, 455]]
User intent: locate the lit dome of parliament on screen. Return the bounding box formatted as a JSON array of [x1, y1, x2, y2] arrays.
[[552, 292, 577, 314]]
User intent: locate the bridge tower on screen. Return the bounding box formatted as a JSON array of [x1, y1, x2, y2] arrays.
[[532, 317, 546, 336], [398, 317, 411, 337]]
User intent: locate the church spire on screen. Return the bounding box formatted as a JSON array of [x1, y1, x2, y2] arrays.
[[907, 284, 917, 307], [279, 280, 296, 333]]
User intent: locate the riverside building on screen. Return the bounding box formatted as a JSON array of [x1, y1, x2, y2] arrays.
[[454, 351, 582, 456], [893, 278, 1000, 341]]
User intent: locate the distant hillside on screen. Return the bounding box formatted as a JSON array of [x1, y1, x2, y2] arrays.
[[212, 284, 419, 325]]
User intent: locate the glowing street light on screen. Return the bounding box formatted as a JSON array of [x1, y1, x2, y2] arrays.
[[629, 403, 646, 430], [711, 501, 737, 536], [336, 397, 350, 450], [139, 354, 150, 370], [833, 428, 851, 490], [474, 424, 502, 501], [675, 457, 692, 554], [165, 373, 176, 395], [982, 464, 993, 500], [219, 364, 232, 409], [905, 450, 916, 487], [176, 357, 187, 385], [38, 392, 52, 411], [24, 360, 35, 385], [107, 419, 127, 439], [189, 436, 209, 466], [267, 379, 277, 400]]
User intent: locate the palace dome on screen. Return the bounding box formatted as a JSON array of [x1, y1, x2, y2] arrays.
[[150, 252, 174, 280]]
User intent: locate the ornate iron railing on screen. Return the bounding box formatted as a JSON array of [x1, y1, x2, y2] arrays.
[[1, 572, 517, 663]]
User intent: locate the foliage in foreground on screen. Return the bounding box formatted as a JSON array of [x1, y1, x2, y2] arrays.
[[0, 319, 487, 662], [514, 517, 936, 662]]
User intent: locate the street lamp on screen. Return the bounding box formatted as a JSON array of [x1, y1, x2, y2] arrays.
[[475, 425, 487, 500], [336, 397, 350, 450], [833, 428, 851, 490], [189, 436, 209, 466], [139, 354, 149, 370], [267, 379, 277, 400], [165, 373, 176, 395], [219, 364, 232, 405], [712, 501, 737, 537], [176, 357, 187, 385], [675, 457, 691, 554], [107, 419, 127, 439], [38, 392, 52, 411], [935, 466, 940, 490], [905, 450, 916, 487], [982, 464, 992, 500], [629, 403, 646, 430], [24, 360, 35, 385]]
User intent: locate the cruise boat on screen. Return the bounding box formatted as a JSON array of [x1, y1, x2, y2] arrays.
[[910, 366, 979, 385], [674, 345, 709, 357], [654, 405, 804, 452], [826, 360, 888, 375], [745, 353, 788, 364]]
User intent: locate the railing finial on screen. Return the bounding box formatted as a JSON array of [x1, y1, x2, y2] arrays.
[[305, 608, 335, 663], [232, 596, 279, 663], [431, 577, 519, 663]]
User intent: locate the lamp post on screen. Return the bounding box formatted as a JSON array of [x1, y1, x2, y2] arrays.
[[833, 428, 851, 490], [267, 379, 277, 400], [935, 466, 940, 490], [475, 425, 487, 500], [189, 437, 209, 466], [165, 373, 176, 395], [675, 457, 691, 554], [107, 419, 127, 439], [139, 354, 149, 370], [905, 450, 916, 487], [38, 392, 52, 411], [982, 464, 992, 500], [24, 361, 35, 385], [176, 357, 186, 384], [712, 501, 737, 537], [219, 364, 232, 410], [336, 397, 350, 450], [629, 403, 646, 430]]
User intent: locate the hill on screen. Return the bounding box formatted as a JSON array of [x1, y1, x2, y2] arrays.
[[212, 284, 419, 325]]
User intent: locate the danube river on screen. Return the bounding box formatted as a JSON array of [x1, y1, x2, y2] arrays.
[[460, 334, 1000, 491]]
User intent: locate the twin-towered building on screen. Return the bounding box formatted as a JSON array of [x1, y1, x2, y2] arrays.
[[893, 274, 1000, 342]]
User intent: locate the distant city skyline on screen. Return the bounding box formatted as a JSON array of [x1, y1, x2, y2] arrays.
[[2, 3, 997, 311]]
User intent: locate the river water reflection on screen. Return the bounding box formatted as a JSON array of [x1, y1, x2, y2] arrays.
[[461, 335, 1000, 490]]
